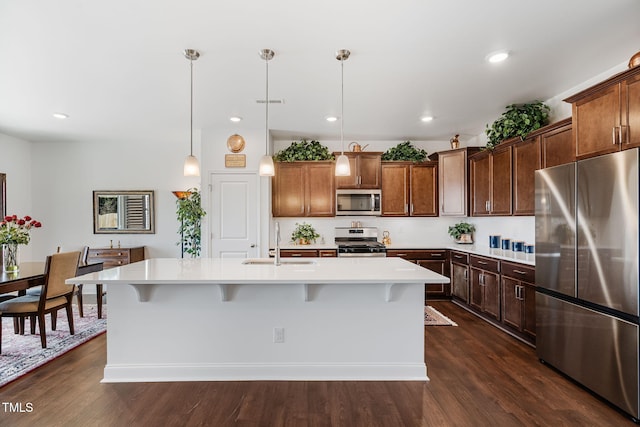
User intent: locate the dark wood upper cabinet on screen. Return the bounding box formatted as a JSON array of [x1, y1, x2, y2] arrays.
[[381, 162, 437, 217], [272, 161, 335, 217], [540, 118, 573, 168], [429, 147, 481, 217], [470, 144, 513, 216], [565, 66, 640, 160], [512, 136, 540, 216], [334, 152, 382, 189]]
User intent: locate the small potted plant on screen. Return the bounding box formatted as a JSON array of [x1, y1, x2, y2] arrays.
[[291, 222, 320, 245], [448, 222, 475, 244]]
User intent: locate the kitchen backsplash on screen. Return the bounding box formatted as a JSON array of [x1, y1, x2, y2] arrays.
[[271, 216, 535, 248]]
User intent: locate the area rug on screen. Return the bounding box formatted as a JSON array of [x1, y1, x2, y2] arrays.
[[0, 304, 106, 388], [425, 305, 457, 326]]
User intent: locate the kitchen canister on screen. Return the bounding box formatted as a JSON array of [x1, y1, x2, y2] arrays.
[[501, 239, 511, 250], [489, 235, 501, 248], [512, 241, 525, 252], [525, 244, 535, 253]]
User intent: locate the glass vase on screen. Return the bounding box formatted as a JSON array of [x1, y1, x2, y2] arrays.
[[2, 243, 20, 273]]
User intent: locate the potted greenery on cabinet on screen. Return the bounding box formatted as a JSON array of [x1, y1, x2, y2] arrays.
[[485, 101, 550, 149], [274, 139, 334, 161], [381, 141, 428, 162], [176, 188, 206, 258]]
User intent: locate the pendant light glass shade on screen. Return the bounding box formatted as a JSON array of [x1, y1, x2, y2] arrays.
[[335, 154, 351, 176], [183, 49, 200, 177], [335, 49, 351, 177], [259, 49, 275, 176], [184, 154, 200, 176], [259, 154, 275, 176]]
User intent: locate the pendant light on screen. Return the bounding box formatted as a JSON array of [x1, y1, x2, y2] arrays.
[[183, 49, 200, 177], [258, 49, 275, 176], [335, 49, 351, 177]]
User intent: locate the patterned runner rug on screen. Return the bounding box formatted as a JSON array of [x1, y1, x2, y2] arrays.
[[424, 305, 457, 326], [0, 304, 106, 388]]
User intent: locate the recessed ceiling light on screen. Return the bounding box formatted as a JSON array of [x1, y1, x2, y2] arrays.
[[486, 51, 509, 63], [230, 116, 242, 122], [326, 116, 338, 122], [421, 116, 434, 123], [52, 112, 68, 119]]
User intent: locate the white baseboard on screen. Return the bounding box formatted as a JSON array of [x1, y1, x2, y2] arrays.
[[102, 363, 429, 382]]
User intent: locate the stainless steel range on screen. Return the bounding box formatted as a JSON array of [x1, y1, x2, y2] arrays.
[[335, 227, 387, 257]]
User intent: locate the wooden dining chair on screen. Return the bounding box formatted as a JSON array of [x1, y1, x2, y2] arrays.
[[0, 251, 80, 353]]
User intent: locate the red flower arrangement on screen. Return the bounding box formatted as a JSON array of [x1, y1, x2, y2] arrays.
[[0, 215, 42, 245]]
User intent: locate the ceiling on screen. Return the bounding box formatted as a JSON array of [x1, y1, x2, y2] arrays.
[[1, 1, 639, 146]]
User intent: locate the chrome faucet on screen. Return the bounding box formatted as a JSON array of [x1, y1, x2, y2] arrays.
[[274, 221, 281, 266]]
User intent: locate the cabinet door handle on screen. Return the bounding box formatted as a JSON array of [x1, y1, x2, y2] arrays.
[[613, 126, 618, 145], [405, 204, 408, 213], [454, 255, 464, 259], [621, 125, 627, 144], [479, 273, 484, 285], [477, 261, 488, 265], [513, 269, 528, 275], [410, 203, 414, 213], [396, 253, 408, 257], [463, 269, 468, 279], [291, 254, 302, 257], [430, 253, 443, 257]]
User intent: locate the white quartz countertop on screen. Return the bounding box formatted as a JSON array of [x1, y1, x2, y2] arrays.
[[67, 257, 450, 285], [446, 245, 535, 266]]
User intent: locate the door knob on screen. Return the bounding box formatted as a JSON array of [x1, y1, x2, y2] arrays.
[[250, 244, 256, 248]]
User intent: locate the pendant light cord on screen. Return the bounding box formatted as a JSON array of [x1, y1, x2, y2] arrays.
[[189, 57, 194, 157], [265, 55, 269, 156], [340, 56, 344, 155]]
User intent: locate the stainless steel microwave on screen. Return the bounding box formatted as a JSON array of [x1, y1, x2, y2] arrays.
[[336, 189, 382, 216]]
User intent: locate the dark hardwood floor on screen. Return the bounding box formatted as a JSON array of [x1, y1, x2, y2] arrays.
[[0, 301, 633, 426]]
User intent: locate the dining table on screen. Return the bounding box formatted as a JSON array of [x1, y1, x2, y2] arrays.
[[0, 261, 105, 318]]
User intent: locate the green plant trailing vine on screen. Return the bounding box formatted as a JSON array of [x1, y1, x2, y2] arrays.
[[381, 141, 428, 162], [176, 188, 206, 258], [273, 139, 334, 162], [485, 101, 550, 149]]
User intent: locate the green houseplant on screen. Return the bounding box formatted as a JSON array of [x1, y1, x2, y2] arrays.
[[176, 188, 206, 258], [381, 141, 428, 162], [485, 101, 550, 149], [273, 139, 334, 162], [291, 222, 320, 245], [448, 222, 475, 244]]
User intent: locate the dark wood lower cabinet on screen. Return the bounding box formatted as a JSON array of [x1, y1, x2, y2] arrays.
[[469, 266, 500, 320], [386, 249, 450, 301], [450, 250, 469, 303], [501, 261, 536, 342]]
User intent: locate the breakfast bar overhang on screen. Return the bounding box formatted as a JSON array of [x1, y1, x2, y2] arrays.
[[67, 257, 449, 383]]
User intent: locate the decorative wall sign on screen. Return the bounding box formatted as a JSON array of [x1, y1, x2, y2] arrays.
[[225, 154, 246, 168], [226, 134, 246, 153]]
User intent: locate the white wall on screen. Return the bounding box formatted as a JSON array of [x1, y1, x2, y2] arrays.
[[0, 133, 34, 260]]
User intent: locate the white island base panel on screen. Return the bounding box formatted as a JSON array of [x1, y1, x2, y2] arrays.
[[103, 281, 427, 382], [67, 257, 443, 383]]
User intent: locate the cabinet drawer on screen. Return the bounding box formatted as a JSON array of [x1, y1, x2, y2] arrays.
[[88, 250, 130, 263], [469, 255, 500, 273], [280, 250, 318, 257], [387, 250, 445, 260], [501, 261, 535, 283], [450, 251, 469, 265], [318, 250, 337, 257]]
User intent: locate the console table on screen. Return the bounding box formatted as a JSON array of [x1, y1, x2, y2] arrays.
[[87, 246, 145, 269]]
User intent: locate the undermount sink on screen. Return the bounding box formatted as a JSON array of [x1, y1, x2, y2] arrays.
[[242, 258, 317, 265]]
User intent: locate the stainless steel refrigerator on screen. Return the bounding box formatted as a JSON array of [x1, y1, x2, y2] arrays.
[[535, 149, 640, 420]]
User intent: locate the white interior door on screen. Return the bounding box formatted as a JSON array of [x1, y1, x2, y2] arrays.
[[210, 172, 259, 258]]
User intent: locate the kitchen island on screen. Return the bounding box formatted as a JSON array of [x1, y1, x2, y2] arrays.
[[67, 257, 448, 383]]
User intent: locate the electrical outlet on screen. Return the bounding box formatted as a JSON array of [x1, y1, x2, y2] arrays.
[[273, 327, 285, 343]]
